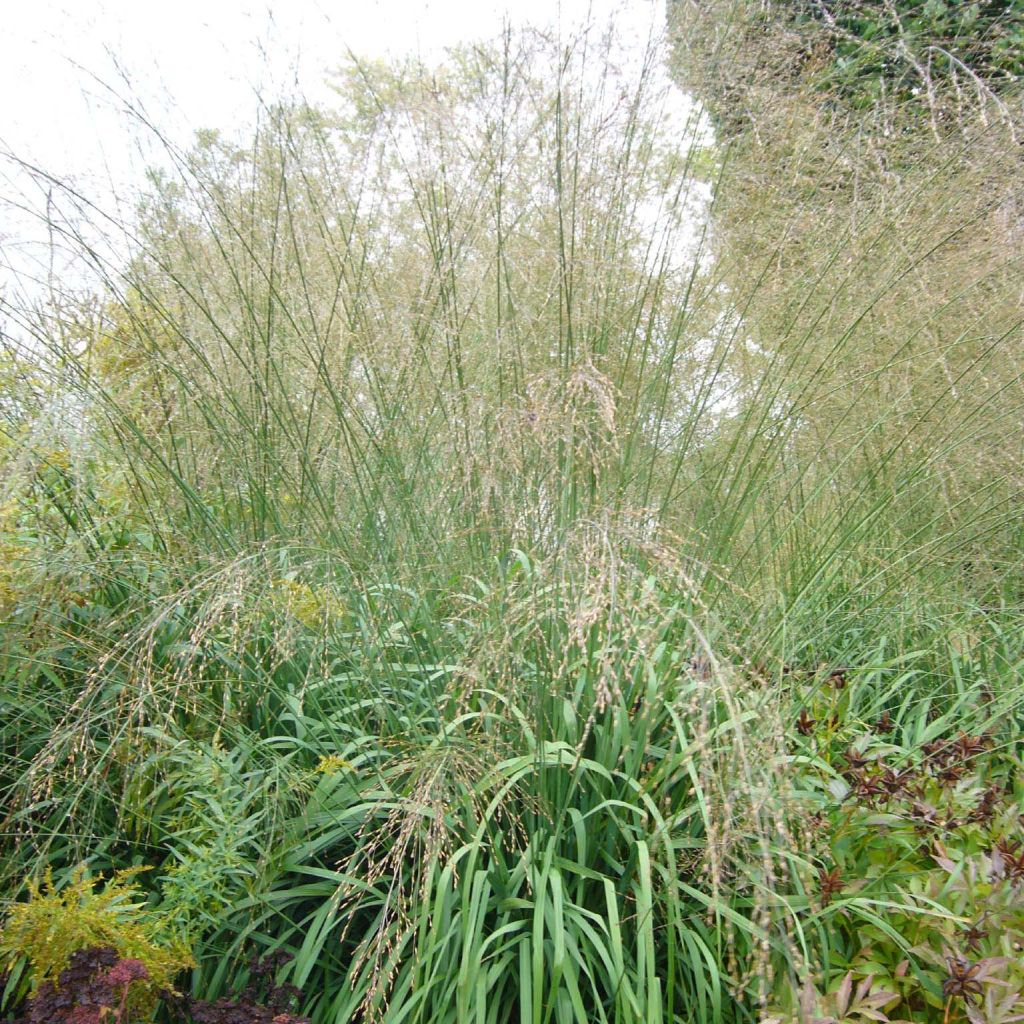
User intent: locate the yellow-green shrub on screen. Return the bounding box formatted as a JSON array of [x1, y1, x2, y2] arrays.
[[0, 867, 193, 1005]]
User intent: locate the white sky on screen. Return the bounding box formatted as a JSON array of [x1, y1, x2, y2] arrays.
[[0, 0, 693, 307]]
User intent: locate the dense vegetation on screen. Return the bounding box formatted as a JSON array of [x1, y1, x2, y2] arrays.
[[1, 5, 1022, 1023], [789, 0, 1024, 105]]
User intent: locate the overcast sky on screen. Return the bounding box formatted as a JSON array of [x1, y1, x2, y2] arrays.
[[0, 0, 689, 306]]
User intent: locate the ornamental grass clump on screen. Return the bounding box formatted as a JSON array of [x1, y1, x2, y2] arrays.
[[0, 6, 1022, 1022]]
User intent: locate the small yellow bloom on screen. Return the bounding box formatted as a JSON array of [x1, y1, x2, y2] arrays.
[[315, 754, 353, 775], [270, 578, 347, 630]]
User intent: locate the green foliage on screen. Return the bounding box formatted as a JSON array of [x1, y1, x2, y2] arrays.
[[791, 0, 1024, 107], [214, 566, 784, 1024], [671, 0, 1023, 133], [149, 741, 283, 942], [767, 662, 1024, 1022], [0, 11, 1022, 1024]]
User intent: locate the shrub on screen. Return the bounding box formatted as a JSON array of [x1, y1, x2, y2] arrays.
[[1, 947, 309, 1024], [2, 946, 151, 1024], [789, 0, 1024, 106], [0, 868, 192, 1013], [765, 664, 1024, 1022]]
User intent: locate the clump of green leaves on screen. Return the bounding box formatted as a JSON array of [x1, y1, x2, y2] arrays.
[[772, 665, 1024, 1023]]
